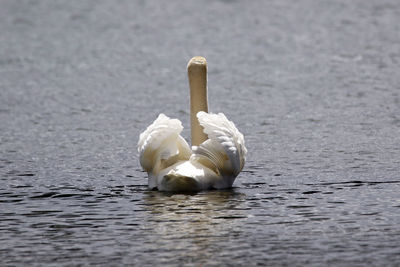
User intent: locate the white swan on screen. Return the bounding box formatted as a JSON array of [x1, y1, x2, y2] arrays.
[[138, 57, 247, 192]]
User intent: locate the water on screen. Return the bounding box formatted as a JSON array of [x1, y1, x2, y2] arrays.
[[1, 0, 400, 266]]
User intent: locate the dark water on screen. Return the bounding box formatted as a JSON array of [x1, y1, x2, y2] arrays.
[[1, 0, 400, 266]]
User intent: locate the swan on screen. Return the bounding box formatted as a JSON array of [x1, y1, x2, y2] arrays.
[[138, 57, 247, 192]]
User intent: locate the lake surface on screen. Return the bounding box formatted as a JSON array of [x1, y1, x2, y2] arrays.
[[1, 0, 400, 266]]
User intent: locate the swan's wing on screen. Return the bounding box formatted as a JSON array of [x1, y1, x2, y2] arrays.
[[192, 111, 247, 177], [138, 114, 191, 175]]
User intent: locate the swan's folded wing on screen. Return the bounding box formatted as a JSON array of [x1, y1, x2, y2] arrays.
[[193, 111, 247, 177], [138, 114, 191, 173]]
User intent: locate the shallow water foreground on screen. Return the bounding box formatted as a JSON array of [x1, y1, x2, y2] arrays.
[[1, 178, 400, 265], [1, 0, 400, 266]]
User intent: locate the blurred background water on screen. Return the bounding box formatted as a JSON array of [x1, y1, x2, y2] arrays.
[[1, 0, 399, 266]]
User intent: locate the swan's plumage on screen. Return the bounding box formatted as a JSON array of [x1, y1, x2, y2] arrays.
[[195, 111, 246, 176], [138, 114, 192, 189], [138, 112, 246, 191]]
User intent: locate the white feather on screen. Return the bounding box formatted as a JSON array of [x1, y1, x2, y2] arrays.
[[138, 112, 247, 191], [195, 111, 247, 176], [137, 114, 192, 189]]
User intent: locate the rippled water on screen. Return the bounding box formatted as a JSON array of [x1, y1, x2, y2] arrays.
[[1, 0, 400, 266]]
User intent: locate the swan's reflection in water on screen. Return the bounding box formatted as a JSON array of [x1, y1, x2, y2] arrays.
[[141, 190, 249, 263]]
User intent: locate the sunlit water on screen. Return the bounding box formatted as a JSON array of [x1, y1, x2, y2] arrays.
[[1, 1, 400, 266]]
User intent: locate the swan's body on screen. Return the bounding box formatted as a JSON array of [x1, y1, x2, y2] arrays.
[[138, 57, 247, 191]]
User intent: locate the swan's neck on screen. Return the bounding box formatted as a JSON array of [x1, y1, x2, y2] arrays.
[[188, 57, 208, 146]]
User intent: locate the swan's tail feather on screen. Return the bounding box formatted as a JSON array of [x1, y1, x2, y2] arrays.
[[191, 139, 224, 175], [160, 174, 200, 192]]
